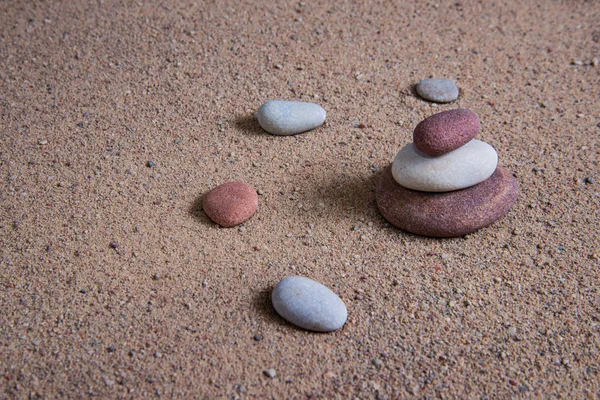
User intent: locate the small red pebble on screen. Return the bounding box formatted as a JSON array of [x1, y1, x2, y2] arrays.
[[203, 181, 258, 227]]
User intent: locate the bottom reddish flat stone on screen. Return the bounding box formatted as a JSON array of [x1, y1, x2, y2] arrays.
[[376, 165, 519, 237]]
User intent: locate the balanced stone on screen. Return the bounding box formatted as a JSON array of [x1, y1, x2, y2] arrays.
[[416, 78, 459, 103], [272, 276, 347, 332], [392, 140, 498, 192], [256, 100, 326, 136], [203, 181, 258, 227], [414, 109, 480, 156], [376, 165, 519, 237]]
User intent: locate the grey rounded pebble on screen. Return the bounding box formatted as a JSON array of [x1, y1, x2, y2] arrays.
[[416, 78, 459, 103], [256, 100, 326, 135], [272, 276, 347, 332]]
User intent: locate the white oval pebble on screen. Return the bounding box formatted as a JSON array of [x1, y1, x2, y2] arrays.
[[256, 100, 326, 136], [416, 78, 459, 103], [272, 276, 347, 332], [392, 139, 498, 192]]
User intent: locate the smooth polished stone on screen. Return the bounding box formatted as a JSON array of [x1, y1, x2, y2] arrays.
[[391, 140, 498, 192], [203, 181, 258, 227], [416, 78, 459, 103], [376, 165, 519, 237], [256, 100, 326, 135], [413, 108, 480, 156], [272, 276, 347, 332]]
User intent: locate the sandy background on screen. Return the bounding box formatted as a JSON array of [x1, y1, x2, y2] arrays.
[[1, 0, 599, 398]]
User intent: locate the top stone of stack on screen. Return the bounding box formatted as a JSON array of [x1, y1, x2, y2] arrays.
[[413, 109, 480, 156]]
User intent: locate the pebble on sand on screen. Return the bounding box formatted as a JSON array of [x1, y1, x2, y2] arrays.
[[272, 276, 347, 332], [391, 140, 498, 192], [263, 369, 277, 378], [413, 109, 481, 156], [376, 165, 519, 237], [203, 181, 258, 227], [256, 100, 326, 136], [416, 78, 459, 103]]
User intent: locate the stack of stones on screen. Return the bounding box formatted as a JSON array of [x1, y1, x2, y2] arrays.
[[376, 109, 519, 237]]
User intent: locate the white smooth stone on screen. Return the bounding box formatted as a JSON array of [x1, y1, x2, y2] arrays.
[[392, 139, 498, 192], [256, 100, 326, 136], [272, 276, 347, 332]]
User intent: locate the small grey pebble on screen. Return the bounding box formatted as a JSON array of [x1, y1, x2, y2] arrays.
[[372, 358, 384, 368], [79, 289, 88, 294], [254, 334, 263, 341], [416, 78, 459, 103], [263, 369, 276, 378], [257, 189, 264, 195], [585, 176, 595, 184], [152, 273, 161, 280], [107, 345, 116, 352], [147, 161, 155, 168]]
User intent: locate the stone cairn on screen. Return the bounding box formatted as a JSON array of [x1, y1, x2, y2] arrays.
[[376, 108, 519, 237]]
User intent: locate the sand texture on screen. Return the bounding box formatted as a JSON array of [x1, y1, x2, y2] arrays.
[[1, 0, 599, 398]]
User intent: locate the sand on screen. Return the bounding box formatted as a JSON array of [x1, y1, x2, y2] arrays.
[[1, 0, 599, 398]]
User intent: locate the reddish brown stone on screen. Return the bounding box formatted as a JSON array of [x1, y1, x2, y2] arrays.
[[413, 109, 480, 156], [203, 181, 258, 227], [376, 165, 519, 237]]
